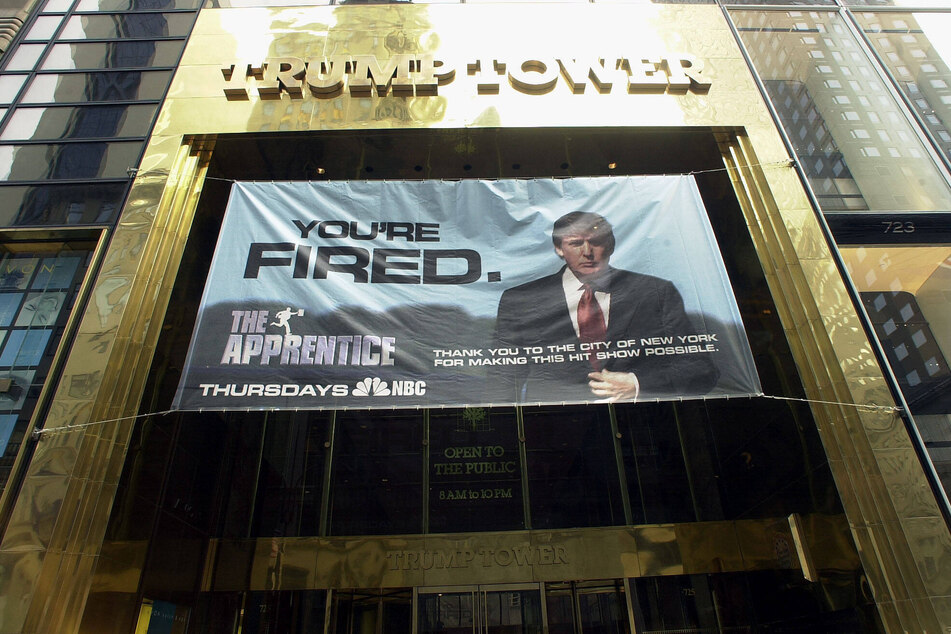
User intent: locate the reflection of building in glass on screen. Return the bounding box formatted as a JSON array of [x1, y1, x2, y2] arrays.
[[846, 248, 951, 498], [735, 9, 951, 212], [765, 79, 866, 210], [857, 12, 951, 163]]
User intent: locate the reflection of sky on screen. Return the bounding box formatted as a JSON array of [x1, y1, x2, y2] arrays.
[[918, 14, 951, 67], [203, 176, 743, 326]]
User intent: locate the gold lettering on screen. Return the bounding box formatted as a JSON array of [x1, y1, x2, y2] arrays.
[[306, 55, 349, 96], [350, 54, 414, 96], [259, 57, 306, 97], [557, 58, 617, 94], [468, 58, 504, 94], [625, 56, 668, 93], [508, 58, 559, 94]]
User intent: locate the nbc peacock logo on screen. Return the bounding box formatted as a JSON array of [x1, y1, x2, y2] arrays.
[[352, 377, 391, 397]]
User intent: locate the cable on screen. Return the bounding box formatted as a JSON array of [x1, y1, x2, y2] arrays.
[[31, 390, 897, 438]]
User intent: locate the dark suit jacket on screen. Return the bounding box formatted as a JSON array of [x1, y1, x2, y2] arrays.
[[489, 266, 719, 403]]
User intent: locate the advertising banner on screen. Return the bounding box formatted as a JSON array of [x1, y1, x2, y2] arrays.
[[173, 176, 761, 410]]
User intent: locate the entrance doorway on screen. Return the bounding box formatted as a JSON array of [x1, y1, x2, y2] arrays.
[[417, 584, 544, 634]]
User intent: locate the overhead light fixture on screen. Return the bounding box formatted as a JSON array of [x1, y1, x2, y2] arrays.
[[607, 162, 617, 170]]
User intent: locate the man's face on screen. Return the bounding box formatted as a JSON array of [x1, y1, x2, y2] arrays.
[[554, 230, 611, 281]]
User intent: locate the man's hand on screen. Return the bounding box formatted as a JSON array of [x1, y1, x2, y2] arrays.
[[587, 370, 639, 402]]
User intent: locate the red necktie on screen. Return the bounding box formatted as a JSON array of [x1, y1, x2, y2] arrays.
[[578, 285, 606, 369]]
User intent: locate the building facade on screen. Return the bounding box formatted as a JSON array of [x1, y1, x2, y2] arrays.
[[0, 0, 948, 632]]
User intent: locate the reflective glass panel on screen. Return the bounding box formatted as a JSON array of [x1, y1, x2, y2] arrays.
[[59, 13, 194, 39], [0, 141, 143, 180], [855, 12, 951, 163], [0, 76, 27, 104], [545, 581, 629, 634], [329, 411, 423, 535], [41, 40, 184, 70], [77, 0, 201, 10], [334, 590, 412, 634], [43, 0, 74, 11], [843, 0, 951, 6], [0, 104, 157, 140], [523, 406, 625, 529], [5, 44, 46, 71], [724, 0, 834, 4], [731, 9, 951, 212], [841, 245, 951, 495], [22, 71, 172, 103], [239, 591, 327, 634], [251, 414, 330, 538], [0, 246, 91, 490], [204, 0, 330, 6], [428, 408, 524, 533], [24, 15, 65, 40], [0, 183, 126, 226]]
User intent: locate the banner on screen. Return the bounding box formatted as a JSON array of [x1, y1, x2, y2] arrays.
[[173, 176, 761, 410]]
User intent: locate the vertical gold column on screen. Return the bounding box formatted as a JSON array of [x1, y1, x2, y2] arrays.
[[718, 131, 951, 632], [0, 138, 213, 634]]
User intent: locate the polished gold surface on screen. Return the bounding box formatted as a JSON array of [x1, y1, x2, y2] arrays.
[[0, 3, 947, 633], [189, 519, 813, 592], [0, 142, 213, 634], [720, 131, 951, 632]]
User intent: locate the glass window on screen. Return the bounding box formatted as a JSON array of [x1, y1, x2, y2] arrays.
[[615, 402, 694, 524], [731, 9, 951, 212], [723, 0, 835, 4], [0, 141, 143, 180], [843, 0, 951, 6], [523, 406, 625, 529], [546, 580, 630, 634], [329, 411, 424, 536], [239, 591, 327, 634], [0, 246, 91, 491], [22, 71, 172, 103], [251, 414, 330, 538], [4, 44, 46, 71], [333, 590, 412, 634], [43, 0, 74, 11], [428, 408, 524, 533], [23, 15, 65, 41], [0, 183, 127, 226], [0, 76, 27, 105], [41, 40, 184, 70], [0, 104, 157, 140], [77, 0, 202, 10], [203, 0, 331, 6], [841, 246, 951, 494], [59, 13, 194, 39], [855, 12, 951, 164], [467, 0, 584, 4]]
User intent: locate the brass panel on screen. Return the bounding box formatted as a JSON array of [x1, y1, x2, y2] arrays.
[[675, 521, 742, 575], [875, 448, 943, 520], [0, 141, 213, 634], [933, 596, 951, 631], [88, 540, 148, 594], [902, 517, 951, 597], [212, 519, 826, 592], [733, 517, 794, 572], [719, 132, 951, 631], [632, 524, 681, 577]]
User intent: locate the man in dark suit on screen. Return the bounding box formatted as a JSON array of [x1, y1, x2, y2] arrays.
[[490, 211, 719, 404]]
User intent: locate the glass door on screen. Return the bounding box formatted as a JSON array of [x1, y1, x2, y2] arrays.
[[417, 584, 543, 634]]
